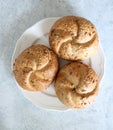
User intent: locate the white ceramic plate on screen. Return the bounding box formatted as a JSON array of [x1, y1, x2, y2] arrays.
[[12, 17, 105, 111]]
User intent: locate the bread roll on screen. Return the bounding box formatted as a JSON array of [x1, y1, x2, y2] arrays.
[[13, 44, 58, 91], [49, 16, 99, 60], [55, 62, 99, 109]]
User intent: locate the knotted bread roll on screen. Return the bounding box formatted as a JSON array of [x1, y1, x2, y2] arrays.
[[49, 16, 99, 60], [13, 44, 58, 91], [55, 62, 99, 108]]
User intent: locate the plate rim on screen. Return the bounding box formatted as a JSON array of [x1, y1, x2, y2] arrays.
[[11, 17, 105, 111]]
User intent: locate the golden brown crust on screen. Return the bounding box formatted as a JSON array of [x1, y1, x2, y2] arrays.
[[13, 44, 58, 91], [49, 16, 99, 60], [55, 62, 99, 109]]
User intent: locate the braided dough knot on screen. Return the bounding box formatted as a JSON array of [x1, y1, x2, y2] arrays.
[[13, 45, 58, 91], [49, 16, 98, 60], [55, 62, 99, 108]]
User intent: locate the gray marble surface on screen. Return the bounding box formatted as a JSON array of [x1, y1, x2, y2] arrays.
[[0, 0, 113, 130]]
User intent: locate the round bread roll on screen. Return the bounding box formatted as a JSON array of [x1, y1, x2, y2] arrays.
[[13, 44, 58, 91], [55, 62, 99, 109], [49, 16, 99, 60]]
